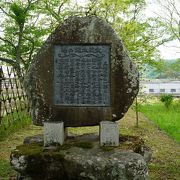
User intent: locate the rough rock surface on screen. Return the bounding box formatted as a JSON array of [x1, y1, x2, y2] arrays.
[[26, 16, 139, 127], [11, 134, 151, 180]]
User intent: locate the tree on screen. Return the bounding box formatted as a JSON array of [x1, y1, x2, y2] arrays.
[[157, 0, 180, 42], [0, 0, 173, 75], [36, 0, 74, 30], [0, 0, 47, 74], [84, 0, 170, 72], [156, 0, 180, 57], [0, 0, 82, 74], [148, 59, 180, 79]]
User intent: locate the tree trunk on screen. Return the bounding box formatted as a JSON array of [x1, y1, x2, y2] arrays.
[[135, 97, 139, 127]]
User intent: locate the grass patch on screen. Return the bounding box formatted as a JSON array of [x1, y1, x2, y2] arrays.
[[139, 101, 180, 142], [0, 111, 31, 141], [149, 161, 180, 180], [69, 126, 99, 135], [0, 160, 16, 178]]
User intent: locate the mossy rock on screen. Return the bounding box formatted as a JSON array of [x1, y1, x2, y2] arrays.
[[11, 142, 150, 180], [13, 143, 43, 156], [11, 134, 151, 179]]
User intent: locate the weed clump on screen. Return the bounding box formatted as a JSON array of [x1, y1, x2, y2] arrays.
[[160, 94, 173, 109]]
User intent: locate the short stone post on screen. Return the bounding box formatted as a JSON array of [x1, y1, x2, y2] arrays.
[[100, 121, 119, 146], [44, 121, 65, 146]]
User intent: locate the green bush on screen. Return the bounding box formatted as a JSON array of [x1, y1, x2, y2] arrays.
[[160, 94, 173, 109]]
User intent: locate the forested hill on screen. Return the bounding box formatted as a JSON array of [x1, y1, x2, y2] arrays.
[[145, 59, 180, 80]]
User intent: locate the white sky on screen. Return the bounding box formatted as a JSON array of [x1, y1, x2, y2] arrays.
[[158, 40, 180, 59]]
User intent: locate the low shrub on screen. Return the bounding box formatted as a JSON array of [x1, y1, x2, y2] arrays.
[[160, 94, 173, 109]]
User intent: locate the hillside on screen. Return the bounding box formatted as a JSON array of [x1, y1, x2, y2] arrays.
[[144, 59, 180, 80]]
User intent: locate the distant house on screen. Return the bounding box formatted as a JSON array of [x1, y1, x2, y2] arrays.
[[140, 79, 180, 97]]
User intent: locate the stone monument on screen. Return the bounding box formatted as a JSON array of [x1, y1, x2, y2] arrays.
[[27, 16, 139, 127], [10, 16, 151, 179]]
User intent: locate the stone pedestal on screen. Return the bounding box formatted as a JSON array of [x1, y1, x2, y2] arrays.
[[44, 121, 64, 146], [10, 134, 151, 180], [100, 121, 119, 146]]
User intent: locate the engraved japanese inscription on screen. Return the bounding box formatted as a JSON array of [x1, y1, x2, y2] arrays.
[[54, 44, 110, 106]]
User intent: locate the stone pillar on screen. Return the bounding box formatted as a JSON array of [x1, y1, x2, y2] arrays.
[[44, 121, 64, 146], [100, 121, 119, 146]]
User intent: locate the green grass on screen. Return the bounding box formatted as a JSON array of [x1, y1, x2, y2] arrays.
[[0, 160, 16, 178], [139, 101, 180, 143], [0, 110, 31, 141]]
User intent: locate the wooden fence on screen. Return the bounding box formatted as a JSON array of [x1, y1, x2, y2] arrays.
[[0, 66, 30, 127]]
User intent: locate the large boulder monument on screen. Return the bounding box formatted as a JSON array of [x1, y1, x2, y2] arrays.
[[27, 16, 139, 127]]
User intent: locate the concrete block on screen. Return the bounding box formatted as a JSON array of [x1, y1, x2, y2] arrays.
[[44, 121, 64, 146], [100, 121, 119, 146]]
